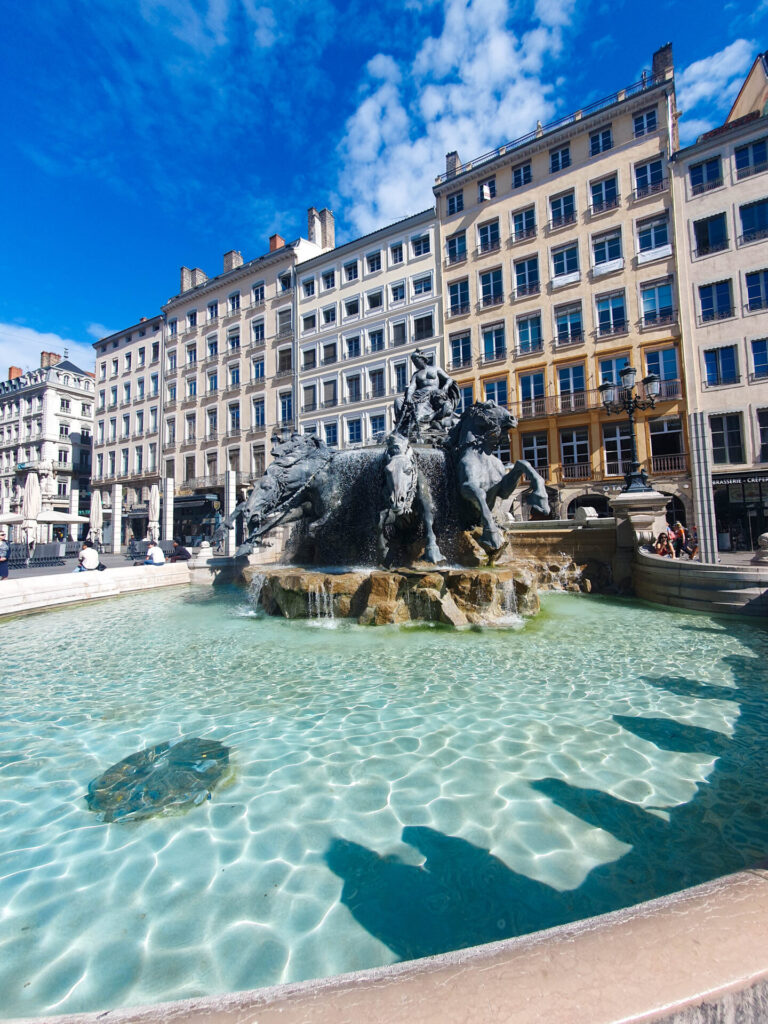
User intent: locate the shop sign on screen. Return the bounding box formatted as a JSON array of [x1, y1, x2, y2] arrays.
[[713, 472, 768, 485]]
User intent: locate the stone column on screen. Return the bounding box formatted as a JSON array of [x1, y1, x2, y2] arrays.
[[688, 411, 718, 564], [68, 485, 79, 540], [609, 489, 670, 590], [224, 469, 237, 557], [162, 477, 174, 541], [111, 483, 123, 554]]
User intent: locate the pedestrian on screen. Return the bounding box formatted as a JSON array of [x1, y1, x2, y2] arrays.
[[169, 538, 192, 562], [672, 521, 687, 557], [143, 540, 166, 566], [685, 524, 699, 560], [654, 532, 675, 558], [0, 531, 9, 581], [74, 540, 99, 572]]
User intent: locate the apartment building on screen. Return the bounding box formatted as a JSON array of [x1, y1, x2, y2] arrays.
[[295, 209, 441, 447], [671, 50, 768, 558], [92, 317, 163, 541], [161, 209, 333, 497], [2, 352, 94, 531], [433, 45, 690, 519]]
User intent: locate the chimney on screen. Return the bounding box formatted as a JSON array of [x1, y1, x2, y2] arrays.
[[140, 317, 147, 322], [8, 366, 22, 381], [652, 43, 674, 80], [40, 351, 61, 368], [307, 206, 321, 245], [445, 151, 461, 178], [318, 208, 335, 250], [223, 250, 243, 273], [269, 233, 286, 252], [180, 266, 193, 292], [190, 268, 208, 287]]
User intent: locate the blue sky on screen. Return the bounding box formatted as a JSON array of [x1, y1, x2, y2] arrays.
[[1, 0, 765, 373]]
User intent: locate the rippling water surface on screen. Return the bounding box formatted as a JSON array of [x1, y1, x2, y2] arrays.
[[1, 587, 768, 1018]]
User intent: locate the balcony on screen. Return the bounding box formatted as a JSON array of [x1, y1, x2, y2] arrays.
[[162, 441, 177, 451], [344, 393, 362, 405], [633, 178, 668, 200], [597, 321, 628, 339], [302, 402, 317, 413], [738, 226, 768, 246], [736, 160, 768, 181], [590, 195, 620, 215], [224, 382, 242, 393], [367, 387, 387, 400], [515, 342, 543, 357], [274, 368, 293, 380], [510, 227, 537, 244], [549, 211, 577, 230], [640, 309, 677, 330], [555, 330, 584, 348], [640, 377, 681, 401], [321, 399, 338, 409], [703, 374, 741, 388], [223, 307, 242, 320], [447, 303, 471, 318], [651, 452, 688, 474], [450, 357, 473, 371], [475, 239, 501, 256], [225, 428, 242, 438], [747, 297, 768, 312], [133, 396, 147, 405], [697, 308, 735, 326], [166, 367, 178, 379], [694, 239, 729, 257], [479, 349, 507, 365], [559, 462, 592, 481], [480, 294, 504, 309], [276, 326, 294, 340], [604, 459, 633, 478], [202, 432, 218, 443], [165, 399, 177, 410], [203, 353, 219, 367], [515, 282, 540, 298], [321, 355, 338, 366], [444, 252, 468, 268], [691, 178, 723, 196]]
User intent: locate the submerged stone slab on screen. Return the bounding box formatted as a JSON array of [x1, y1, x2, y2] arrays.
[[85, 737, 230, 823]]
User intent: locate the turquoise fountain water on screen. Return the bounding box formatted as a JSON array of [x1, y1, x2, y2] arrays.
[[1, 587, 767, 1018]]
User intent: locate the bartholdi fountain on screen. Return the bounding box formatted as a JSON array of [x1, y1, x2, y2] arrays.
[[222, 350, 557, 625]]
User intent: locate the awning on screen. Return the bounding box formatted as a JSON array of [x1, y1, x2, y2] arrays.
[[36, 511, 91, 524]]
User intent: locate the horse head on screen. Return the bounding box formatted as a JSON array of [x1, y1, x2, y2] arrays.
[[383, 432, 418, 514]]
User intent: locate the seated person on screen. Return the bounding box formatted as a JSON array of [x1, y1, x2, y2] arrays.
[[170, 538, 192, 562], [75, 540, 99, 572], [144, 540, 166, 566], [653, 532, 675, 558]]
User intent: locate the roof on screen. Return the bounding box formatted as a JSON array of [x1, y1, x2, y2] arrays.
[[54, 359, 91, 375], [295, 208, 435, 271]]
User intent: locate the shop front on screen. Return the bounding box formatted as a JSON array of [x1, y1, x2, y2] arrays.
[[712, 472, 768, 552]]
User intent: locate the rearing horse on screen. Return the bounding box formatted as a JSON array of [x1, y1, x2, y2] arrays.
[[377, 432, 444, 565]]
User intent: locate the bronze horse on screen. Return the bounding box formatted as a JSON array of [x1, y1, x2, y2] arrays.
[[377, 432, 443, 565]]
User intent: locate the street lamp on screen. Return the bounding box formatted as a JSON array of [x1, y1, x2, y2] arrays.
[[599, 367, 661, 492]]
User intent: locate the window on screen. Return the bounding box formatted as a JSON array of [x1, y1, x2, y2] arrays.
[[648, 417, 684, 461], [482, 324, 505, 362], [747, 270, 768, 311], [111, 358, 119, 376], [634, 158, 664, 198], [347, 375, 361, 402], [322, 342, 338, 365], [735, 137, 768, 180], [109, 417, 117, 441], [592, 229, 622, 269], [252, 282, 265, 304], [596, 291, 626, 335], [367, 251, 381, 273], [447, 232, 467, 264], [208, 301, 219, 320], [447, 190, 464, 214], [324, 423, 338, 447], [704, 345, 739, 387], [590, 126, 612, 155], [228, 330, 240, 350], [752, 339, 768, 379], [322, 270, 336, 290], [99, 363, 106, 381], [151, 341, 159, 362], [517, 314, 542, 354], [208, 372, 218, 393], [187, 377, 197, 398], [478, 177, 496, 202], [369, 329, 385, 353], [480, 267, 503, 306], [135, 446, 144, 474], [185, 413, 196, 441], [633, 107, 657, 137], [277, 310, 292, 337], [390, 243, 403, 265], [550, 145, 570, 173], [138, 347, 145, 366], [558, 364, 585, 408], [512, 162, 532, 189], [390, 283, 405, 303], [228, 292, 240, 313], [699, 280, 733, 322], [187, 310, 198, 328], [550, 191, 575, 227], [59, 422, 69, 437], [345, 261, 358, 282], [278, 274, 291, 293], [458, 384, 474, 412], [560, 427, 590, 474], [280, 392, 293, 424], [412, 234, 430, 257], [552, 243, 579, 279], [228, 404, 240, 431], [149, 407, 158, 432], [370, 414, 386, 437], [392, 322, 406, 346], [478, 220, 500, 253], [322, 307, 337, 328], [302, 348, 316, 371], [521, 432, 548, 472], [641, 280, 674, 326], [123, 383, 131, 403], [229, 364, 240, 387], [60, 398, 71, 412], [451, 332, 471, 368], [302, 279, 315, 298], [414, 314, 433, 341], [369, 369, 385, 399], [449, 279, 470, 315], [348, 419, 362, 444], [690, 157, 722, 195], [302, 385, 316, 412], [150, 373, 158, 396], [515, 256, 539, 295], [395, 362, 408, 392], [187, 344, 197, 364], [413, 274, 432, 295], [484, 378, 508, 406], [739, 198, 768, 244], [710, 413, 744, 464], [591, 175, 618, 213], [367, 291, 383, 311], [168, 319, 177, 336], [603, 422, 633, 475], [207, 336, 218, 357], [513, 206, 536, 241], [252, 319, 265, 343], [637, 214, 669, 255], [599, 355, 630, 384], [555, 303, 583, 345], [303, 313, 316, 332], [253, 398, 265, 427], [277, 349, 292, 373], [167, 383, 176, 403], [693, 212, 728, 256], [758, 410, 768, 461], [124, 352, 132, 371], [120, 448, 128, 474], [347, 335, 361, 359]]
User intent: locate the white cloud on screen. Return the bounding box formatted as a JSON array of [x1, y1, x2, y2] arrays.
[[86, 323, 117, 341], [0, 324, 95, 377], [677, 39, 755, 114], [677, 117, 715, 147], [336, 0, 575, 236]]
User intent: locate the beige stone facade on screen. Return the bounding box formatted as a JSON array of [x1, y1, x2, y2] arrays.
[[671, 51, 768, 558], [295, 209, 440, 447], [433, 47, 690, 520]]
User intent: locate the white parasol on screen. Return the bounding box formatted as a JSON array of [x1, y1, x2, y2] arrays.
[[148, 483, 160, 542], [89, 490, 103, 546], [22, 472, 42, 545]]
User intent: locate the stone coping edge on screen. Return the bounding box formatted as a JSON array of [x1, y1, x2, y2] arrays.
[[0, 564, 191, 619], [12, 867, 768, 1024]]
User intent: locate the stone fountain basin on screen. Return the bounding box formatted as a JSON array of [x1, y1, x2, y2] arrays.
[[244, 566, 540, 626]]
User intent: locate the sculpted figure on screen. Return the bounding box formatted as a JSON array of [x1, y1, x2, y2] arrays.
[[446, 401, 550, 550], [377, 432, 443, 565], [393, 349, 460, 439]]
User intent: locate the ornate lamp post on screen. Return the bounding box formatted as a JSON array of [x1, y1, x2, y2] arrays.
[[599, 366, 661, 493]]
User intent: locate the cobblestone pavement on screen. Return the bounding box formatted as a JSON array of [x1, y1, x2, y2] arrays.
[[4, 552, 193, 580]]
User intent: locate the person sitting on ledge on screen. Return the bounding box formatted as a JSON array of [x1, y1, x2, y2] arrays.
[[169, 538, 191, 562], [653, 532, 675, 558], [74, 540, 99, 572], [143, 540, 165, 566]]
